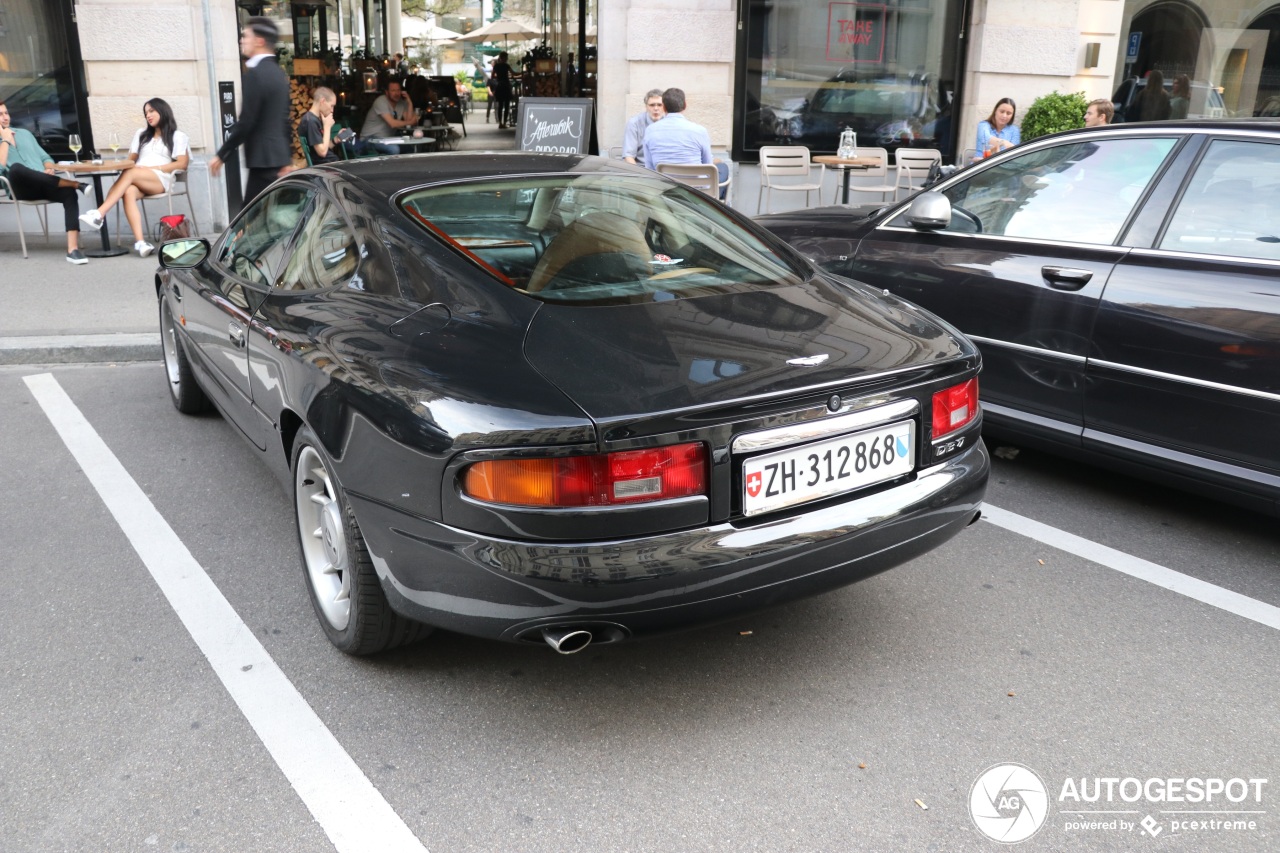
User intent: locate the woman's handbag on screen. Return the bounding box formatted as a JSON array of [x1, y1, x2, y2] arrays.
[[157, 213, 190, 243]]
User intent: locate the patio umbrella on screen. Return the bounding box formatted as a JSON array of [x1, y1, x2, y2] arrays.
[[453, 17, 542, 45], [401, 18, 463, 43]]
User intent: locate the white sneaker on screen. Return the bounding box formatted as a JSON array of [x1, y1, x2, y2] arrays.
[[135, 240, 155, 258], [79, 209, 103, 230]]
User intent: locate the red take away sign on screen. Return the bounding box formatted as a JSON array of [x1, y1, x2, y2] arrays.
[[826, 3, 887, 64]]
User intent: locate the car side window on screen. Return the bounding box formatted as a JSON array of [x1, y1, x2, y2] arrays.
[[937, 137, 1176, 244], [1158, 139, 1280, 261], [218, 185, 312, 287], [278, 195, 361, 290]]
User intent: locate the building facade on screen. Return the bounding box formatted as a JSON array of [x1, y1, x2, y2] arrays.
[[3, 0, 1278, 230]]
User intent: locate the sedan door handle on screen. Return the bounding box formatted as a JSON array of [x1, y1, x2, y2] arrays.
[[228, 323, 245, 347], [1041, 266, 1093, 290]]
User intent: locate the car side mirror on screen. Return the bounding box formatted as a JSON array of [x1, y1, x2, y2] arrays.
[[158, 238, 210, 269], [904, 192, 951, 230]]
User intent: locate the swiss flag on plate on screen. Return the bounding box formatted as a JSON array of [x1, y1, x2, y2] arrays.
[[746, 471, 762, 497]]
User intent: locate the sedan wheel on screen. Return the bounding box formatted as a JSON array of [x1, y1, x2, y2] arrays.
[[292, 428, 432, 654], [159, 293, 211, 414]]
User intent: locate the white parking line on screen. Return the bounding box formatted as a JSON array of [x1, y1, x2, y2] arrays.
[[23, 373, 428, 853], [983, 503, 1280, 632]]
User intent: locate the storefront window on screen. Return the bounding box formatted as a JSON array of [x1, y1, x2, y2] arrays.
[[739, 0, 966, 160], [1116, 2, 1280, 120], [0, 0, 83, 158]]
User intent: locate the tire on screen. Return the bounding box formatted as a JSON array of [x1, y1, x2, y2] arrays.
[[159, 293, 212, 414], [292, 428, 432, 655]]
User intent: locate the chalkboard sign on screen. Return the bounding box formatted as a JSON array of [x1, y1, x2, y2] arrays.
[[516, 98, 594, 154]]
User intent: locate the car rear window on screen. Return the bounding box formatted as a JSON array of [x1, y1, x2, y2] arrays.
[[399, 174, 806, 305]]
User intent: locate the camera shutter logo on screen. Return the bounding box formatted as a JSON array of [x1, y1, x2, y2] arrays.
[[970, 763, 1050, 843]]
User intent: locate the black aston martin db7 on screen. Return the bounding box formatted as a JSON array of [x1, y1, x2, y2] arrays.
[[156, 152, 988, 655]]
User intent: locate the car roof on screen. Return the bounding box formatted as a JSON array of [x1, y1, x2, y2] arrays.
[[1038, 118, 1280, 141], [307, 151, 649, 195]]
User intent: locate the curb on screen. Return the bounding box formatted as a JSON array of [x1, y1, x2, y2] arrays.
[[0, 333, 161, 365]]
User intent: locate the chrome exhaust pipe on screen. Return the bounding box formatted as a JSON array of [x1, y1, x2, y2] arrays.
[[542, 626, 593, 655]]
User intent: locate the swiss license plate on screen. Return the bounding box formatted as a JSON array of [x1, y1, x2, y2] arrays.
[[742, 421, 916, 517]]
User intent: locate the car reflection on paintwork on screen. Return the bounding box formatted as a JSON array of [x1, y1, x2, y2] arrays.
[[153, 152, 988, 656]]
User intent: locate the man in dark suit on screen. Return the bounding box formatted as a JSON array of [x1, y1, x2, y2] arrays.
[[210, 16, 291, 205]]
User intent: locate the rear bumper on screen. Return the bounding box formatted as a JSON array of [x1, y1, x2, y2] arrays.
[[350, 439, 989, 642]]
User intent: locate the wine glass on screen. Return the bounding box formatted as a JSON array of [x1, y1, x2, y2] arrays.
[[68, 134, 82, 163], [108, 132, 121, 159]]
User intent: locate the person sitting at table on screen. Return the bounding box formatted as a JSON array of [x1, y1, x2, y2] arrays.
[[1083, 98, 1114, 128], [0, 98, 91, 264], [358, 80, 415, 155], [643, 88, 730, 199], [298, 86, 339, 164], [78, 97, 189, 257], [975, 97, 1019, 159]]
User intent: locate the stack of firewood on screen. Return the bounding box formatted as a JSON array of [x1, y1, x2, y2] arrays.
[[289, 78, 310, 166]]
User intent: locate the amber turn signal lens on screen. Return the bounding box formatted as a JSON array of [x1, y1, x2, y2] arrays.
[[463, 443, 707, 508]]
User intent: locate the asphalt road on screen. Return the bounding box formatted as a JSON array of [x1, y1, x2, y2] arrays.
[[2, 362, 1276, 853]]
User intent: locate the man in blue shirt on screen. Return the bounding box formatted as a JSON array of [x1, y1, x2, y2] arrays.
[[643, 88, 712, 171], [643, 88, 729, 198], [622, 89, 664, 164], [0, 99, 89, 263]]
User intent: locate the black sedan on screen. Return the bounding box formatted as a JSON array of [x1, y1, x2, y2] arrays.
[[155, 152, 988, 655], [759, 120, 1280, 516]]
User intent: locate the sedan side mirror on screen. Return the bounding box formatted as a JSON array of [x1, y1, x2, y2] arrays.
[[159, 238, 210, 269], [904, 192, 951, 231]]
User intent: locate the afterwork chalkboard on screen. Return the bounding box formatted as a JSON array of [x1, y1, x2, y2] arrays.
[[516, 98, 595, 154]]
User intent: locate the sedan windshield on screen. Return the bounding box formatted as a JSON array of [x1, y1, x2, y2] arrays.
[[400, 175, 806, 305]]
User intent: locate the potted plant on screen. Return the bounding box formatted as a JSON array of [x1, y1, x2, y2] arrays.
[[1019, 91, 1090, 141]]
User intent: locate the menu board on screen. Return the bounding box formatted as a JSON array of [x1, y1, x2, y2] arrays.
[[516, 98, 594, 154]]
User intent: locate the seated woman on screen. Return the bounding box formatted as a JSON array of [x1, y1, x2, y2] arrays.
[[975, 97, 1019, 160], [79, 98, 189, 256]]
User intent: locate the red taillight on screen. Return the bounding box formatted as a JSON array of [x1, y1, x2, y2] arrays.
[[932, 377, 979, 439], [463, 442, 707, 508]]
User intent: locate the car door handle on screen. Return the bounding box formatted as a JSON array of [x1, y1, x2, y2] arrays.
[[228, 323, 245, 347], [1042, 266, 1093, 290]]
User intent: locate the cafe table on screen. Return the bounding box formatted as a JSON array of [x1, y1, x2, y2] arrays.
[[811, 154, 881, 205], [56, 159, 129, 257], [370, 133, 439, 153]]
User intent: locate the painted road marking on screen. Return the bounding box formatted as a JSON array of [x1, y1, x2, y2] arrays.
[[983, 503, 1280, 632], [23, 373, 428, 853]]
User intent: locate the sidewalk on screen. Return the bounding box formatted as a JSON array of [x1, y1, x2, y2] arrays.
[[1, 131, 858, 366], [0, 245, 160, 365]]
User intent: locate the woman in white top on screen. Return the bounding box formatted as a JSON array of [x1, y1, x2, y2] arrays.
[[79, 98, 190, 256]]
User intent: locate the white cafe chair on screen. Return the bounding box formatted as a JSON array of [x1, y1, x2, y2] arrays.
[[837, 147, 900, 205], [757, 146, 825, 214], [657, 162, 720, 196], [894, 148, 943, 196], [0, 174, 53, 259], [131, 169, 200, 240]]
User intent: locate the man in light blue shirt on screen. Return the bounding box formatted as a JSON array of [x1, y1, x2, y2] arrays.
[[643, 88, 729, 198], [643, 88, 713, 171], [622, 89, 664, 164]]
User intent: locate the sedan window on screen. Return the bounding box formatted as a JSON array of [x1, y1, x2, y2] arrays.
[[936, 137, 1176, 244], [1158, 139, 1280, 261], [218, 185, 312, 287]]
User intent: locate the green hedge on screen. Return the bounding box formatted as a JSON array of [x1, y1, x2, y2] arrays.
[[1020, 91, 1089, 141]]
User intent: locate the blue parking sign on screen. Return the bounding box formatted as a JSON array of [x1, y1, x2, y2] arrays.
[[1127, 32, 1142, 61]]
